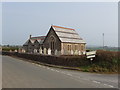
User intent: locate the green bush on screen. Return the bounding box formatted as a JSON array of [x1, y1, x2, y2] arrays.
[[2, 47, 18, 51], [91, 50, 119, 73]]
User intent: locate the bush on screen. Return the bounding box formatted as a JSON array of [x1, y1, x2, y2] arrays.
[[91, 50, 119, 73], [2, 51, 89, 67]]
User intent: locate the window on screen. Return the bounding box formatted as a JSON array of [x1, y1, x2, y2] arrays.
[[81, 45, 84, 51], [75, 45, 78, 50], [68, 44, 71, 51], [70, 45, 71, 51], [68, 45, 69, 50], [50, 36, 55, 50]]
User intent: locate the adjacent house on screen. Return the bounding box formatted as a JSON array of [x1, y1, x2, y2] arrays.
[[23, 35, 46, 53], [23, 25, 86, 55]]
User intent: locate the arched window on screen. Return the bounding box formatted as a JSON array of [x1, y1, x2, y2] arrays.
[[68, 44, 71, 51], [50, 36, 55, 51]]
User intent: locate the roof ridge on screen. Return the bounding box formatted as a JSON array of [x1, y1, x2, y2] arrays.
[[55, 30, 78, 35], [52, 25, 75, 30], [59, 36, 83, 40], [31, 36, 46, 38]]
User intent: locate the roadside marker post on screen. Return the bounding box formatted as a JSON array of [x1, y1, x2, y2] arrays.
[[86, 51, 96, 63]]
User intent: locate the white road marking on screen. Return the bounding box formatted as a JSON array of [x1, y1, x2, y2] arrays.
[[28, 61, 116, 88], [104, 84, 114, 88], [107, 85, 114, 88], [60, 71, 66, 74], [55, 70, 60, 72], [47, 67, 50, 69], [42, 66, 45, 68], [67, 73, 72, 76], [82, 78, 89, 81], [38, 65, 41, 67], [50, 69, 55, 71], [93, 80, 100, 84], [103, 84, 107, 86]]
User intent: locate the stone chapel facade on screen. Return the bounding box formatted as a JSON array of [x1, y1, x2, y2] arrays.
[[23, 25, 86, 55]]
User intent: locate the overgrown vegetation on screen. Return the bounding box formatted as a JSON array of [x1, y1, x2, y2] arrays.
[[81, 50, 119, 73], [90, 50, 119, 73]]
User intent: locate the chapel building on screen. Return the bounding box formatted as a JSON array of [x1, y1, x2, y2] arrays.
[[23, 25, 86, 55]]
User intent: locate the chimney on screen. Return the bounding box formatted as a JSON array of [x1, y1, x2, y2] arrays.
[[29, 35, 32, 39]]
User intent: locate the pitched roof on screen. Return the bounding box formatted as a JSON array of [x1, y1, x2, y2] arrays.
[[30, 36, 46, 40], [52, 25, 75, 30], [23, 36, 46, 45], [51, 25, 86, 44]]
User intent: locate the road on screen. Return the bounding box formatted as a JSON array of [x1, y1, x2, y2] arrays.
[[2, 56, 118, 88]]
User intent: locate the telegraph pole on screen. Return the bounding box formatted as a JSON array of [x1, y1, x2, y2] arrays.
[[102, 33, 104, 50]]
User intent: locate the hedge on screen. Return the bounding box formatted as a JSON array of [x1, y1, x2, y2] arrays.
[[2, 50, 119, 73], [2, 51, 89, 67]]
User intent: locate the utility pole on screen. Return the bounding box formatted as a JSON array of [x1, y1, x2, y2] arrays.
[[103, 33, 104, 50]]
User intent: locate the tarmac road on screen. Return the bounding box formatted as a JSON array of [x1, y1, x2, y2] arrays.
[[2, 56, 118, 88]]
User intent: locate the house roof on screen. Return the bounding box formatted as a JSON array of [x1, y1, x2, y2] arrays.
[[51, 25, 86, 44], [23, 25, 86, 46], [23, 36, 46, 45]]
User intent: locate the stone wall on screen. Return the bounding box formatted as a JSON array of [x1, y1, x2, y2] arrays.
[[61, 43, 86, 55], [43, 27, 61, 55]]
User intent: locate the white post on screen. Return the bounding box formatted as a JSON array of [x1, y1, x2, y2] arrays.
[[57, 50, 61, 56], [71, 50, 73, 55], [83, 51, 86, 55], [74, 50, 77, 55], [48, 48, 51, 55], [10, 50, 12, 52], [39, 47, 42, 54], [21, 49, 25, 53], [44, 48, 47, 55], [73, 50, 76, 55], [55, 49, 58, 55], [14, 49, 17, 52], [79, 51, 81, 55], [34, 49, 37, 53]]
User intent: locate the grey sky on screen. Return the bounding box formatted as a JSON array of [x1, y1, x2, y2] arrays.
[[0, 2, 2, 45], [2, 2, 118, 47]]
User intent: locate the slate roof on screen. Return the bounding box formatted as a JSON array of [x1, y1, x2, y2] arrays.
[[23, 36, 46, 45], [23, 25, 86, 46], [52, 25, 86, 44]]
